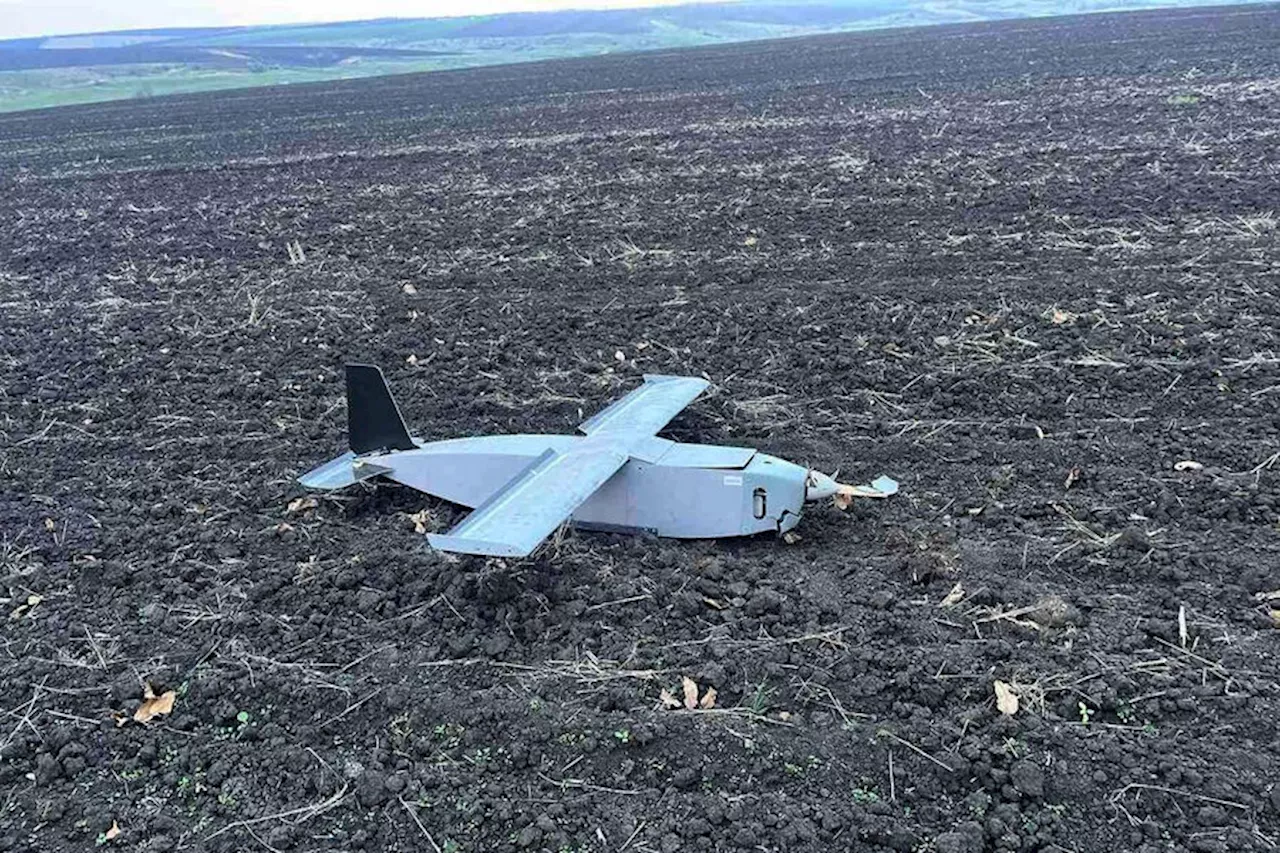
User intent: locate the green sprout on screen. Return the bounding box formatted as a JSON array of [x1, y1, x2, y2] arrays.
[[852, 786, 880, 804]]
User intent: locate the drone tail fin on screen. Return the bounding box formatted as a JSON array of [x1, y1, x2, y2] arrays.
[[346, 364, 416, 455]]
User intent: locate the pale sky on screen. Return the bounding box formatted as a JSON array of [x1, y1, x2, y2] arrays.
[[0, 0, 713, 40]]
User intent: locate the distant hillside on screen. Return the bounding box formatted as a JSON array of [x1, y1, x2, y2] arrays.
[[0, 46, 444, 72], [0, 0, 1266, 112]]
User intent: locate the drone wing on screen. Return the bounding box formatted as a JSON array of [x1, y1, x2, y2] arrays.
[[579, 374, 709, 437], [428, 375, 709, 557], [427, 445, 628, 557]]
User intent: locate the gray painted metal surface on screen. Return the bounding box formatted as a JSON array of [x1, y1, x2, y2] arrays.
[[579, 375, 709, 436], [300, 366, 898, 557], [428, 444, 629, 557]]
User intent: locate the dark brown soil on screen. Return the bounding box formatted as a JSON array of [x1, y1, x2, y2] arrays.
[[2, 5, 1279, 852]]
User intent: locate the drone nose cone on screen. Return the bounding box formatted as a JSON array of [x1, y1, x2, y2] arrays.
[[804, 469, 840, 502]]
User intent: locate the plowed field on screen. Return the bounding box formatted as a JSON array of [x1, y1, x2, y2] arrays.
[[2, 5, 1278, 852]]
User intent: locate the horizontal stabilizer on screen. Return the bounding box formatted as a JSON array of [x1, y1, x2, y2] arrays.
[[299, 452, 392, 490]]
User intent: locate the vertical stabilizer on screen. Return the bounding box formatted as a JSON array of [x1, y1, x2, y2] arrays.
[[346, 364, 415, 454]]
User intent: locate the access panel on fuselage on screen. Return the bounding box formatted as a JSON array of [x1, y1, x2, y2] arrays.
[[573, 459, 750, 538]]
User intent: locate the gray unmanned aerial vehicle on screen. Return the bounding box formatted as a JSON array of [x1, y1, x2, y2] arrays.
[[300, 365, 897, 557]]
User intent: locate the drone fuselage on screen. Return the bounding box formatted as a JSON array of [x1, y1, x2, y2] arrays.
[[338, 434, 808, 539]]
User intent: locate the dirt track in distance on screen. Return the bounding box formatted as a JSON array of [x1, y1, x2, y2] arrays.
[[1, 4, 1278, 852]]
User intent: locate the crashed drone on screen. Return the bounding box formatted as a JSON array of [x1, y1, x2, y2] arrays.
[[300, 365, 898, 557]]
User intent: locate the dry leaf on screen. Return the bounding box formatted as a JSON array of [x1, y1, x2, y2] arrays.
[[402, 283, 417, 295], [681, 676, 699, 710], [1050, 307, 1076, 325], [1063, 467, 1081, 489], [286, 497, 317, 514], [408, 509, 431, 534], [939, 583, 965, 608], [274, 521, 294, 534], [9, 594, 41, 620], [698, 687, 717, 710], [134, 683, 177, 724], [659, 688, 681, 710], [994, 680, 1019, 716], [105, 821, 121, 841], [777, 710, 792, 721], [782, 531, 802, 545], [1174, 460, 1203, 472]]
